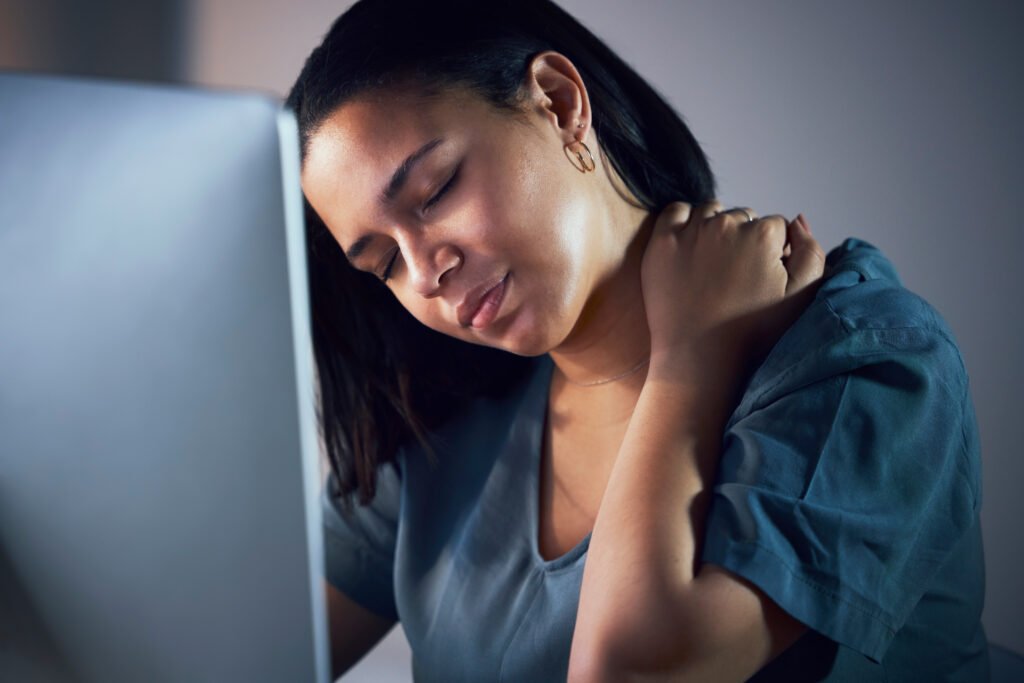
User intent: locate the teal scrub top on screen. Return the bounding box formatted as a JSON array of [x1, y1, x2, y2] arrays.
[[321, 237, 989, 682]]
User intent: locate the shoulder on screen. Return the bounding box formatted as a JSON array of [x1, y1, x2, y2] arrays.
[[735, 237, 969, 417], [816, 237, 958, 341]]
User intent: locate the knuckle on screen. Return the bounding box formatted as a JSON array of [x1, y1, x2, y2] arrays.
[[707, 215, 729, 232], [655, 202, 692, 233], [670, 201, 692, 217], [754, 220, 776, 239], [708, 208, 729, 224], [662, 200, 690, 215]]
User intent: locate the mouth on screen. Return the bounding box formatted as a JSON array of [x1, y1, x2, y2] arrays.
[[458, 271, 509, 330]]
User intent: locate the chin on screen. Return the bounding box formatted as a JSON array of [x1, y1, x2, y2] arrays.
[[496, 340, 548, 358], [489, 317, 561, 357]]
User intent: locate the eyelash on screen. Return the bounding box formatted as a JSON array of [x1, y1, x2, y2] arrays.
[[378, 166, 460, 282], [423, 165, 459, 212]]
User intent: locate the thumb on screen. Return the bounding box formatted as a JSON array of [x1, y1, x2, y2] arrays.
[[783, 213, 825, 296]]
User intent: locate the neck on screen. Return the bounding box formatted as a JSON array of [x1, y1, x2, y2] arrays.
[[547, 205, 655, 394]]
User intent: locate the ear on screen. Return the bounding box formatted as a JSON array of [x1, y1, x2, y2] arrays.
[[522, 50, 593, 149]]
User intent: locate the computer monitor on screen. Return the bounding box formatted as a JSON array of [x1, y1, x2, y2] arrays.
[[0, 72, 329, 683]]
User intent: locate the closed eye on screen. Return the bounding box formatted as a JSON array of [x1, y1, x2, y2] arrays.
[[423, 163, 460, 213], [378, 248, 400, 282]]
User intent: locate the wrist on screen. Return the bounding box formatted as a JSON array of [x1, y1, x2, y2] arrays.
[[635, 376, 735, 439], [647, 345, 746, 420], [648, 342, 736, 386]]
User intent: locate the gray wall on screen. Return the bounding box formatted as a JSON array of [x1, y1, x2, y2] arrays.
[[4, 0, 1020, 677], [0, 0, 189, 83]]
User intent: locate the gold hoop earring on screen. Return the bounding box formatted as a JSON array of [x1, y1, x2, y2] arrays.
[[563, 136, 595, 173]]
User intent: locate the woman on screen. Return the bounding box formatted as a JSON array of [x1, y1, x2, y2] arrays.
[[286, 1, 988, 680]]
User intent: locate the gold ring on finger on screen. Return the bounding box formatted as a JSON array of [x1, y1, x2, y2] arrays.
[[717, 207, 756, 223]]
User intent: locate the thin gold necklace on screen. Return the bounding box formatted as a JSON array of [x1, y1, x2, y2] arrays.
[[559, 355, 650, 387]]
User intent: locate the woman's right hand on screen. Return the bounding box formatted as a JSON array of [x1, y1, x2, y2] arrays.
[[640, 200, 826, 392]]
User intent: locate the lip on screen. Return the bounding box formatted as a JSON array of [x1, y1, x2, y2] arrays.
[[457, 272, 509, 329]]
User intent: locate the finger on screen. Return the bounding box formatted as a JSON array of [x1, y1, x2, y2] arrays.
[[783, 213, 826, 295], [653, 201, 693, 235], [735, 212, 788, 266], [697, 200, 724, 221], [717, 206, 759, 224], [692, 201, 721, 234]]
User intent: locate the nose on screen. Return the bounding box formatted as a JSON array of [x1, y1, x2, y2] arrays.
[[403, 236, 461, 297]]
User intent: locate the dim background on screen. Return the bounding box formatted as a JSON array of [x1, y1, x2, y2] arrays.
[[3, 0, 1021, 680]]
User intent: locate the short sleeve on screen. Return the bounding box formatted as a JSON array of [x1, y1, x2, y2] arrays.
[[701, 324, 979, 663], [321, 458, 402, 621]]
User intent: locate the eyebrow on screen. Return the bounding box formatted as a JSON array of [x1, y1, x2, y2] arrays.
[[343, 136, 445, 263]]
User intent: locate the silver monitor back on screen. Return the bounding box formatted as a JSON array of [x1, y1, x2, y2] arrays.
[[0, 72, 328, 683]]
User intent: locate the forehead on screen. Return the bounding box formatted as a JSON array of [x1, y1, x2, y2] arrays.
[[301, 90, 483, 236]]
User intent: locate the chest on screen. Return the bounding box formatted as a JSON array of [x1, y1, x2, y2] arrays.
[[535, 406, 630, 562]]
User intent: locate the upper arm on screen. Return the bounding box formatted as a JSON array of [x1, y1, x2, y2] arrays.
[[321, 464, 402, 622], [697, 325, 976, 658], [575, 321, 977, 682], [325, 579, 398, 680], [318, 463, 404, 680]]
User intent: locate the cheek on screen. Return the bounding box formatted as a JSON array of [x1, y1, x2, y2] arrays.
[[390, 139, 593, 348], [477, 161, 591, 345], [519, 182, 591, 304], [484, 153, 589, 275]]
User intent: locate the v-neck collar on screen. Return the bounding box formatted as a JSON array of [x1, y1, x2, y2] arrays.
[[523, 354, 592, 572]]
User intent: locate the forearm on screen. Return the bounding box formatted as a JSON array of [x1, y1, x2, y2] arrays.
[[569, 367, 735, 677]]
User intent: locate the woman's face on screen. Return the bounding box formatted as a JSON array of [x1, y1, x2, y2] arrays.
[[301, 83, 628, 357]]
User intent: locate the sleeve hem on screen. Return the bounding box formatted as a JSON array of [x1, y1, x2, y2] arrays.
[[703, 537, 896, 663], [323, 541, 399, 622]]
